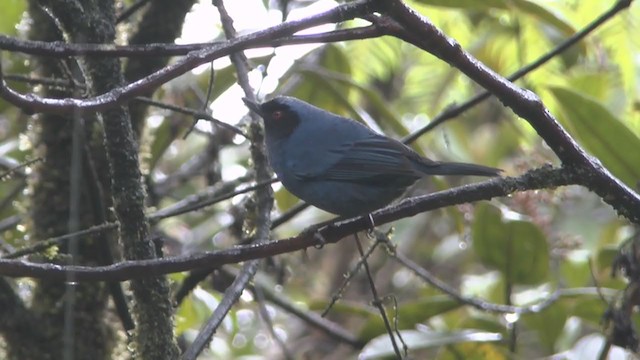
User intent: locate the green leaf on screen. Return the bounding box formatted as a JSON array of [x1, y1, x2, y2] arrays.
[[273, 186, 300, 213], [175, 293, 218, 335], [0, 0, 25, 35], [458, 314, 506, 336], [548, 86, 640, 188], [437, 341, 508, 360], [562, 334, 634, 360], [595, 245, 620, 272], [290, 45, 353, 113], [472, 203, 549, 285], [295, 68, 412, 140], [290, 46, 419, 152], [572, 297, 608, 325], [196, 55, 272, 101], [559, 251, 591, 288], [522, 302, 568, 353], [417, 0, 576, 36], [360, 329, 502, 359], [147, 117, 186, 170], [308, 300, 374, 318], [358, 296, 463, 341]]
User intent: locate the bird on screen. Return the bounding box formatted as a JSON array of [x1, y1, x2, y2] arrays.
[[243, 96, 501, 218]]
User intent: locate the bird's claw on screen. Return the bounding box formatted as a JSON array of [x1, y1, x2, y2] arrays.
[[301, 224, 326, 249]]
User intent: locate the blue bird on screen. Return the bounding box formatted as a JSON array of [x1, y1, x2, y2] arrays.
[[243, 96, 500, 217]]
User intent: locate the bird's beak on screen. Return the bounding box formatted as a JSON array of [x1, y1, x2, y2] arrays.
[[242, 97, 263, 117]]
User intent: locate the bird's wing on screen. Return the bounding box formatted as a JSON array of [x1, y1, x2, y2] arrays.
[[295, 135, 420, 185]]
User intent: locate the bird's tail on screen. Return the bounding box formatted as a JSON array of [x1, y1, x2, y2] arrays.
[[417, 161, 502, 177]]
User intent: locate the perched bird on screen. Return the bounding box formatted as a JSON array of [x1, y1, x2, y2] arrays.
[[243, 96, 500, 217]]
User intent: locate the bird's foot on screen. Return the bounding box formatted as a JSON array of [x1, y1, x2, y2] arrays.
[[312, 232, 326, 249], [301, 223, 327, 249]]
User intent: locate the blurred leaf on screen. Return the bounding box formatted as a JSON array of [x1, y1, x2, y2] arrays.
[[0, 0, 25, 35], [291, 70, 355, 118], [273, 186, 300, 213], [1, 58, 33, 114], [196, 55, 272, 101], [148, 117, 187, 170], [549, 86, 640, 188], [599, 13, 638, 103], [561, 334, 634, 360], [444, 116, 517, 165], [175, 295, 215, 335], [290, 45, 352, 113], [296, 68, 412, 140], [458, 314, 506, 336], [522, 302, 568, 353], [572, 297, 608, 326], [308, 300, 375, 317], [437, 341, 507, 360], [359, 296, 463, 341], [541, 24, 582, 68], [290, 71, 427, 161], [595, 245, 619, 273], [317, 43, 351, 76], [289, 45, 414, 142], [417, 0, 576, 36], [564, 71, 616, 105], [597, 219, 625, 247], [360, 329, 501, 359], [348, 36, 403, 84], [472, 203, 549, 285], [559, 251, 591, 287]]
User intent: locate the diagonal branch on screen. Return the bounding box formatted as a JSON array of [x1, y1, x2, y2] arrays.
[[401, 0, 636, 144], [379, 0, 640, 224], [0, 26, 384, 58], [0, 0, 376, 114]]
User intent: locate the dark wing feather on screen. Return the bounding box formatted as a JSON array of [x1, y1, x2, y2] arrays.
[[295, 136, 420, 186]]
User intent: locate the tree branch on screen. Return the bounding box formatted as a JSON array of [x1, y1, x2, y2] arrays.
[[0, 166, 577, 281], [401, 0, 635, 144], [0, 1, 376, 114], [379, 0, 640, 224]]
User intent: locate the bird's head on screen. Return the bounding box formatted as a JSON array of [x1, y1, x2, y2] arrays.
[[243, 96, 302, 139]]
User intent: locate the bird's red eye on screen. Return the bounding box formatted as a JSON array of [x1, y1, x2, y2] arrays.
[[272, 111, 283, 120]]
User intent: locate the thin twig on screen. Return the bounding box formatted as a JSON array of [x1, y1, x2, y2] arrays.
[[391, 250, 559, 315], [250, 273, 362, 347], [2, 223, 118, 259], [149, 176, 276, 221], [135, 96, 247, 138], [183, 63, 216, 139], [0, 158, 42, 180], [321, 234, 380, 317], [354, 233, 403, 358]]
